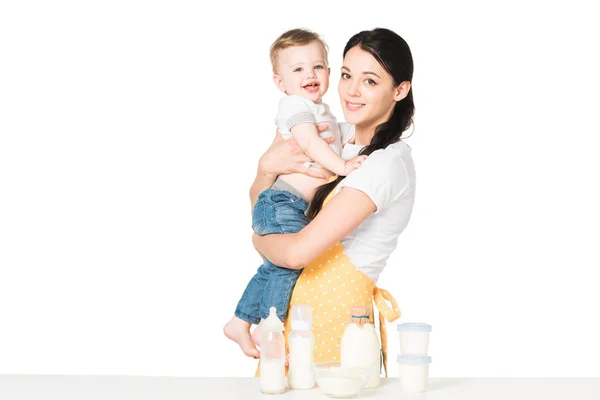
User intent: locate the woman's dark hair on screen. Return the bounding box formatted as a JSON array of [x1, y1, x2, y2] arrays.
[[307, 28, 415, 219]]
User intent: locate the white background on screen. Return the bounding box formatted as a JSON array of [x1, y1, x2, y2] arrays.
[[1, 0, 599, 378]]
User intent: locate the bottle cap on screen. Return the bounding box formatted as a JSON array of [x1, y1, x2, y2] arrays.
[[290, 304, 312, 331], [262, 307, 284, 332], [397, 323, 432, 332], [349, 305, 373, 326]]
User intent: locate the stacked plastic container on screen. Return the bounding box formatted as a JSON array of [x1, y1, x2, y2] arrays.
[[396, 323, 432, 392]]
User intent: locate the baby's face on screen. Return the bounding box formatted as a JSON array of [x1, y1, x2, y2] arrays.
[[274, 41, 330, 103]]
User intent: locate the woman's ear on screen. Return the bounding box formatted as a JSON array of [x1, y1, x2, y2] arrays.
[[273, 74, 286, 93], [394, 81, 411, 102]]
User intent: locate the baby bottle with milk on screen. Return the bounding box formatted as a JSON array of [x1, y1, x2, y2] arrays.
[[340, 305, 381, 389], [288, 304, 315, 389], [259, 307, 286, 394]]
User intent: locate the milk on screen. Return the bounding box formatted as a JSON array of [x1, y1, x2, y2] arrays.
[[396, 323, 432, 355], [288, 333, 315, 389], [399, 331, 430, 354], [397, 355, 431, 393], [316, 376, 366, 397], [259, 307, 286, 394], [288, 304, 315, 390], [340, 306, 381, 389], [260, 359, 286, 394], [399, 364, 429, 392]]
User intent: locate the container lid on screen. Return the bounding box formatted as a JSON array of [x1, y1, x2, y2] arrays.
[[397, 323, 432, 332], [397, 355, 432, 365], [262, 307, 284, 332], [290, 304, 312, 331]]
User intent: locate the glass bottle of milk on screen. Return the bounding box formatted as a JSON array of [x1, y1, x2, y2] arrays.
[[288, 304, 315, 389], [259, 307, 286, 394], [340, 305, 381, 389]]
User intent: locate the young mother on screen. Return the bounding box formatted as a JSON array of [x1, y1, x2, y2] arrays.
[[252, 27, 416, 376]]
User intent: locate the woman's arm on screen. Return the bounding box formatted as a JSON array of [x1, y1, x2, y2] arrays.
[[252, 187, 376, 269], [249, 127, 334, 210], [249, 168, 277, 212]]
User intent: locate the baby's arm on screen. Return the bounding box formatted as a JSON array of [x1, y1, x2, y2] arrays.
[[250, 127, 336, 210], [291, 124, 365, 176]]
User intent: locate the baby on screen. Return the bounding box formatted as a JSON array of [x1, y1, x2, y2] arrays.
[[224, 28, 365, 358]]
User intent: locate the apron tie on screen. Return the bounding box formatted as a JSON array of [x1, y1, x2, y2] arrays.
[[373, 286, 401, 377]]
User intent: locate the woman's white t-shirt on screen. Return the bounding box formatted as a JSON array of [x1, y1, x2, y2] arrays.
[[334, 123, 416, 282]]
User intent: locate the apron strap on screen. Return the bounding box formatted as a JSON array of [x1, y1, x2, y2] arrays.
[[373, 287, 401, 377]]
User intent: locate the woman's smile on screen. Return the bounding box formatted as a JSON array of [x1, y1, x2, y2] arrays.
[[344, 100, 365, 111]]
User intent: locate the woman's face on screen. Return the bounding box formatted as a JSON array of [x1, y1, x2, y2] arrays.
[[338, 46, 398, 129]]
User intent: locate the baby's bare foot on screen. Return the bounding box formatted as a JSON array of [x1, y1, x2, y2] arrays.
[[223, 316, 259, 359], [251, 323, 262, 347]]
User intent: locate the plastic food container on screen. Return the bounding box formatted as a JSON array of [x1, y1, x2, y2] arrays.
[[397, 355, 432, 392], [397, 323, 432, 354]]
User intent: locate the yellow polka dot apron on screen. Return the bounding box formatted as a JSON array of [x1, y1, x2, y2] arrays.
[[256, 186, 401, 377]]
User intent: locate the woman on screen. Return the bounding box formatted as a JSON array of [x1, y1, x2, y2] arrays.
[[252, 27, 415, 376]]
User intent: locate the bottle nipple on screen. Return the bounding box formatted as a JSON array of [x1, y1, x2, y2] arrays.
[[263, 306, 284, 332]]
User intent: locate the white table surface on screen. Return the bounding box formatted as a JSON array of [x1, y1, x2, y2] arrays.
[[1, 376, 599, 400]]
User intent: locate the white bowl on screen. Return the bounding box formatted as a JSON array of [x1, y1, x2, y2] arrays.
[[312, 361, 368, 399]]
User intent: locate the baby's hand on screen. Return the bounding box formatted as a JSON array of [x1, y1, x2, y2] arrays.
[[343, 155, 368, 176]]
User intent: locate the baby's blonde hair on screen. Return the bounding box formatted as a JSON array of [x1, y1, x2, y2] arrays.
[[270, 28, 329, 74]]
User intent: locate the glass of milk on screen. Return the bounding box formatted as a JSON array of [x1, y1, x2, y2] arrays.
[[397, 355, 432, 392], [396, 323, 431, 354]]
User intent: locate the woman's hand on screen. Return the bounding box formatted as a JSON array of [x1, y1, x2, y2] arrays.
[[259, 124, 334, 179], [250, 124, 335, 211]]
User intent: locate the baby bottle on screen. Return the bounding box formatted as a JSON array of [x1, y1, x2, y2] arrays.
[[259, 306, 286, 394], [288, 304, 315, 389], [340, 305, 381, 389]]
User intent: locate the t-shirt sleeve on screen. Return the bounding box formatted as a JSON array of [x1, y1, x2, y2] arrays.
[[278, 95, 316, 131], [337, 150, 409, 213], [338, 122, 356, 145]]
